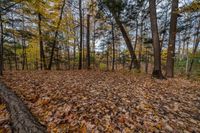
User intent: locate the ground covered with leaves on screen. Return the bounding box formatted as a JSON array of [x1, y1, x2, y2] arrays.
[[0, 98, 11, 133], [2, 71, 200, 133]]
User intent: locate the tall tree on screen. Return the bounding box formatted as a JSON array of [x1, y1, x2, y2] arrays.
[[11, 11, 18, 70], [48, 0, 66, 70], [0, 14, 3, 76], [38, 13, 46, 70], [112, 22, 115, 71], [78, 0, 83, 70], [166, 0, 179, 78], [102, 0, 140, 70], [149, 0, 164, 79], [86, 14, 91, 69], [188, 19, 200, 76]]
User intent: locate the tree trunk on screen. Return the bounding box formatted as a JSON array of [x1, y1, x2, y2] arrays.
[[0, 15, 3, 76], [22, 13, 26, 70], [166, 0, 179, 78], [112, 22, 115, 71], [188, 20, 200, 76], [185, 41, 189, 74], [0, 83, 47, 133], [78, 0, 83, 70], [138, 20, 143, 68], [149, 0, 164, 79], [86, 15, 91, 69], [93, 20, 96, 68], [133, 20, 138, 51], [38, 13, 46, 70], [48, 0, 65, 70], [106, 50, 109, 71], [11, 12, 18, 70], [160, 11, 168, 49], [145, 47, 149, 74], [112, 14, 139, 70], [73, 34, 76, 70]]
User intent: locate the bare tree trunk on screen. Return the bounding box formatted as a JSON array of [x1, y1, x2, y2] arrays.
[[82, 10, 86, 69], [106, 50, 109, 71], [78, 0, 83, 70], [38, 13, 46, 70], [145, 47, 149, 74], [93, 20, 96, 68], [48, 0, 65, 70], [106, 0, 139, 70], [67, 46, 70, 70], [112, 22, 115, 71], [188, 20, 200, 76], [166, 0, 179, 78], [149, 0, 164, 79], [11, 12, 18, 70], [73, 34, 76, 70], [177, 33, 181, 59], [113, 14, 139, 70], [86, 15, 91, 69], [138, 20, 143, 68], [160, 11, 168, 49], [0, 14, 3, 76], [133, 20, 138, 51], [22, 13, 26, 70], [185, 41, 189, 74]]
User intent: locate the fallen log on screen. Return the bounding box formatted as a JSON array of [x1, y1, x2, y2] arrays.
[[0, 83, 47, 133]]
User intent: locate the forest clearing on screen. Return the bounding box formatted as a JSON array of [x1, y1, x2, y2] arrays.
[[0, 0, 200, 132]]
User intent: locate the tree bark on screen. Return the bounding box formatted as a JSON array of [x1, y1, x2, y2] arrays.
[[133, 20, 138, 51], [86, 14, 91, 69], [138, 20, 143, 68], [0, 14, 3, 76], [93, 20, 96, 68], [22, 13, 26, 70], [0, 83, 46, 133], [78, 0, 83, 70], [112, 22, 115, 71], [73, 32, 76, 70], [166, 0, 179, 78], [149, 0, 164, 79], [38, 13, 46, 70]]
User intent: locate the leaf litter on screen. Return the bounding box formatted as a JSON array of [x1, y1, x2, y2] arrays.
[[0, 98, 11, 133], [2, 70, 200, 133]]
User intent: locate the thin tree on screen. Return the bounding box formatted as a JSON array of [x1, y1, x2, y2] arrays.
[[48, 0, 66, 70], [11, 12, 18, 70], [103, 0, 140, 70], [188, 19, 200, 76], [166, 0, 179, 78], [21, 12, 27, 70], [38, 13, 46, 70], [86, 14, 91, 69], [111, 22, 115, 71], [0, 14, 3, 76], [149, 0, 164, 79], [78, 0, 83, 70]]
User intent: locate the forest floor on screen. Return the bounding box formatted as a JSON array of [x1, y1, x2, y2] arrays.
[[0, 98, 11, 133], [1, 70, 200, 133]]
